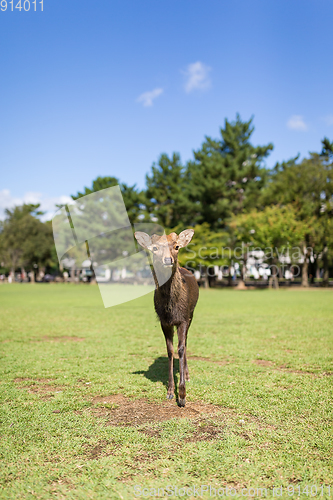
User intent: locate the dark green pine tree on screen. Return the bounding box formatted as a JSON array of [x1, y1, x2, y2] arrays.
[[145, 153, 192, 229], [186, 114, 273, 228], [321, 137, 333, 161], [71, 176, 145, 225]]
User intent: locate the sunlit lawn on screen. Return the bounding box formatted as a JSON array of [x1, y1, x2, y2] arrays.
[[0, 284, 332, 499]]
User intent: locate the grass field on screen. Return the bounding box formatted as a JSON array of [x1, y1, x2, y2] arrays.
[[0, 284, 332, 499]]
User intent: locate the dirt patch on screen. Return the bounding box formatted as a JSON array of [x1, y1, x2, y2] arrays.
[[188, 355, 212, 362], [185, 421, 223, 442], [49, 477, 75, 491], [119, 451, 160, 480], [278, 365, 317, 375], [14, 378, 65, 398], [141, 420, 224, 443], [139, 411, 269, 442], [88, 395, 273, 436], [14, 377, 54, 383], [27, 385, 65, 397], [254, 359, 275, 367], [140, 427, 162, 438], [188, 355, 231, 366], [253, 359, 326, 376], [83, 395, 277, 454], [89, 394, 219, 426], [83, 440, 111, 460]]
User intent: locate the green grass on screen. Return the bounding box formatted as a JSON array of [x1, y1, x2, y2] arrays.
[[0, 284, 332, 499]]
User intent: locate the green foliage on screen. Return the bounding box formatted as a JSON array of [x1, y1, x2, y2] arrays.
[[230, 205, 309, 262], [145, 153, 192, 228], [72, 176, 146, 225], [262, 153, 333, 220], [186, 114, 273, 228], [171, 223, 229, 269], [262, 152, 333, 259], [321, 137, 333, 160], [0, 205, 55, 273]]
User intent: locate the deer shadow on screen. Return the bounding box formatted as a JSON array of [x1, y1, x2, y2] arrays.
[[133, 356, 180, 401]]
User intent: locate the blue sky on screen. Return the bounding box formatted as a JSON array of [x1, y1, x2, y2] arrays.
[[1, 0, 333, 218]]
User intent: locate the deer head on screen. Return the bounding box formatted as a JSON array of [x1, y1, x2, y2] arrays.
[[134, 229, 194, 279]]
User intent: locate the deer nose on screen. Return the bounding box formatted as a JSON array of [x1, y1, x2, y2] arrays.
[[164, 257, 173, 265]]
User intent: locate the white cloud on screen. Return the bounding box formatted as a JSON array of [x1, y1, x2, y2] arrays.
[[183, 61, 211, 93], [324, 115, 333, 126], [137, 88, 163, 107], [287, 115, 308, 131], [0, 189, 72, 221]]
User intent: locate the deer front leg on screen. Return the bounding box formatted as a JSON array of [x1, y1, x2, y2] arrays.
[[177, 322, 188, 407], [162, 324, 174, 399], [184, 351, 190, 382]]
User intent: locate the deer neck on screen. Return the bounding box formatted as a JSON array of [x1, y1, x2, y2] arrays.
[[153, 262, 182, 298]]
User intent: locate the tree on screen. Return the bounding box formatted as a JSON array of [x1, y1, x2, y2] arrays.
[[0, 204, 55, 279], [321, 137, 333, 160], [186, 114, 273, 228], [262, 143, 333, 286], [172, 223, 228, 287], [145, 153, 192, 228], [71, 176, 146, 225], [230, 205, 309, 288]]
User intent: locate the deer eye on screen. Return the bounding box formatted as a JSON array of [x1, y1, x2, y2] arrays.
[[175, 245, 179, 250], [153, 246, 158, 251]]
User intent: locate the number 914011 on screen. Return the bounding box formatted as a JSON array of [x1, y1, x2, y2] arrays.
[[1, 0, 43, 11]]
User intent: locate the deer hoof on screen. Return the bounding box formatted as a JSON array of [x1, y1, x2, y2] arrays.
[[178, 397, 186, 407], [167, 392, 174, 399]]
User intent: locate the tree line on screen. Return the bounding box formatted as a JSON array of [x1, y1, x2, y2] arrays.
[[1, 115, 332, 287]]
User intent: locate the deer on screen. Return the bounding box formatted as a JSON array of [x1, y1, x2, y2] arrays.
[[134, 229, 199, 407]]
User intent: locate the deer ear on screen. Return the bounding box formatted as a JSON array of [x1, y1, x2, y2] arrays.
[[177, 229, 194, 248], [134, 231, 152, 249]]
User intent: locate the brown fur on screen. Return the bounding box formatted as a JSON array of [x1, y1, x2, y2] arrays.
[[134, 230, 199, 407]]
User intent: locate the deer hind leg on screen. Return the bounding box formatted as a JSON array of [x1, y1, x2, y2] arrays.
[[162, 324, 174, 399], [177, 322, 188, 407], [184, 319, 192, 382]]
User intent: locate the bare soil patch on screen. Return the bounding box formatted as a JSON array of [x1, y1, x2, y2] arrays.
[[90, 394, 219, 426], [253, 359, 327, 375], [83, 440, 111, 460], [14, 377, 54, 383], [139, 418, 224, 442], [278, 364, 315, 375], [253, 359, 316, 375], [27, 385, 65, 397], [185, 421, 223, 442], [14, 378, 66, 398], [49, 477, 75, 492], [254, 359, 275, 367], [188, 354, 231, 366], [140, 427, 162, 438], [88, 395, 273, 435]]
